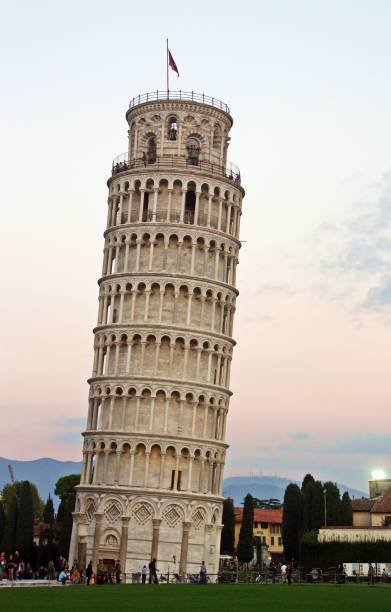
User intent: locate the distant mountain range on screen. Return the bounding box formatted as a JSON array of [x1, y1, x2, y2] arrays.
[[223, 476, 367, 506], [0, 457, 82, 507], [0, 457, 367, 508]]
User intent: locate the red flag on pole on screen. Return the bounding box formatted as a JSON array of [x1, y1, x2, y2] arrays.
[[168, 49, 179, 77]]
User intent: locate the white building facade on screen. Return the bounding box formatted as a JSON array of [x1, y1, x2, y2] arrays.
[[69, 91, 244, 581]]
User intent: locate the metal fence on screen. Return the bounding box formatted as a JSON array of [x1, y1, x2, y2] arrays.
[[128, 91, 230, 114], [111, 154, 241, 185]]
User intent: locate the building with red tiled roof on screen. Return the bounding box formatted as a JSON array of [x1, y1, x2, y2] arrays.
[[234, 507, 283, 557], [352, 491, 391, 527]]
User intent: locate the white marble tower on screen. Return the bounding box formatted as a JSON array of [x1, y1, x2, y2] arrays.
[[70, 91, 244, 581]]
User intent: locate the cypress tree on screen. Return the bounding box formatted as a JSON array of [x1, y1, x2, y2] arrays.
[[323, 482, 342, 526], [0, 500, 5, 548], [43, 495, 55, 525], [301, 473, 315, 489], [282, 483, 301, 561], [15, 481, 34, 562], [55, 474, 80, 558], [311, 480, 325, 530], [221, 498, 235, 554], [237, 493, 254, 563], [58, 498, 74, 557], [2, 493, 18, 556], [340, 491, 353, 526], [301, 482, 315, 533]]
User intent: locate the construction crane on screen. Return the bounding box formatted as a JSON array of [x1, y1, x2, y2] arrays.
[[8, 464, 15, 484]]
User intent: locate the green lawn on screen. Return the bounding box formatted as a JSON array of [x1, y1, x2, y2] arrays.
[[1, 584, 390, 612]]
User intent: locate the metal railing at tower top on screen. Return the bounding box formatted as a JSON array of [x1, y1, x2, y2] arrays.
[[128, 91, 230, 114], [111, 153, 241, 184]]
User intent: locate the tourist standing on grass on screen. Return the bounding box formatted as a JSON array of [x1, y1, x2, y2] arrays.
[[368, 563, 375, 586], [269, 561, 277, 584], [86, 561, 93, 585], [0, 552, 5, 581], [199, 561, 207, 584], [115, 560, 121, 584], [148, 558, 158, 584], [281, 563, 287, 583], [286, 562, 293, 586], [141, 565, 148, 584]]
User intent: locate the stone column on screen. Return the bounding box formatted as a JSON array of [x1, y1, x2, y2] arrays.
[[126, 340, 132, 373], [148, 241, 155, 270], [217, 197, 223, 230], [179, 190, 186, 223], [202, 524, 213, 567], [179, 522, 192, 577], [124, 241, 130, 272], [119, 291, 125, 322], [114, 450, 122, 484], [166, 189, 172, 222], [120, 516, 130, 580], [159, 453, 165, 487], [127, 190, 133, 223], [92, 513, 103, 571], [68, 514, 78, 566], [151, 519, 162, 560], [207, 195, 212, 227], [194, 191, 200, 225]]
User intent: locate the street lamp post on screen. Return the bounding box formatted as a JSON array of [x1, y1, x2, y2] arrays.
[[323, 488, 327, 527]]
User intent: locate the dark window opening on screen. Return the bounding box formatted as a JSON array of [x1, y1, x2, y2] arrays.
[[147, 137, 157, 164], [187, 138, 200, 165], [184, 191, 196, 224], [142, 192, 149, 222]]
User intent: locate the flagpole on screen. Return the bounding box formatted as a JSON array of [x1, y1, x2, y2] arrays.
[[166, 38, 169, 95]]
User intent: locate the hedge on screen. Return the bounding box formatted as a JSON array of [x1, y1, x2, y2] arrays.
[[300, 540, 391, 569]]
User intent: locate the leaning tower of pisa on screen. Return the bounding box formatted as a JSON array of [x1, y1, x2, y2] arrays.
[[69, 91, 244, 581]]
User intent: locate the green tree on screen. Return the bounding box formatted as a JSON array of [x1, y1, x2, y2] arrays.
[[253, 498, 282, 509], [340, 491, 353, 526], [15, 481, 34, 561], [43, 495, 55, 525], [0, 500, 5, 547], [237, 493, 254, 563], [282, 483, 301, 561], [55, 474, 80, 558], [54, 474, 81, 503], [323, 482, 341, 526], [2, 493, 18, 555], [220, 498, 235, 555], [301, 475, 315, 533], [311, 480, 325, 530], [2, 482, 43, 519], [301, 474, 315, 489]]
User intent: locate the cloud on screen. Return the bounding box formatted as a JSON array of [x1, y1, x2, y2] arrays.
[[50, 417, 85, 444], [291, 431, 311, 441], [361, 275, 391, 310], [255, 283, 298, 297], [325, 433, 391, 456], [309, 171, 391, 317]]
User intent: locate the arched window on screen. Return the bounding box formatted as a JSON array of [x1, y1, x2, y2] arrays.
[[147, 137, 157, 164], [213, 127, 221, 150], [187, 137, 200, 165], [168, 116, 178, 140], [105, 534, 118, 547]]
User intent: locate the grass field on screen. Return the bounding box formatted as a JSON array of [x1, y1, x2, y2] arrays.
[[1, 584, 390, 612]]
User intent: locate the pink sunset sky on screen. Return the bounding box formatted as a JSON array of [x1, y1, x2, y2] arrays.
[[1, 1, 390, 491]]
